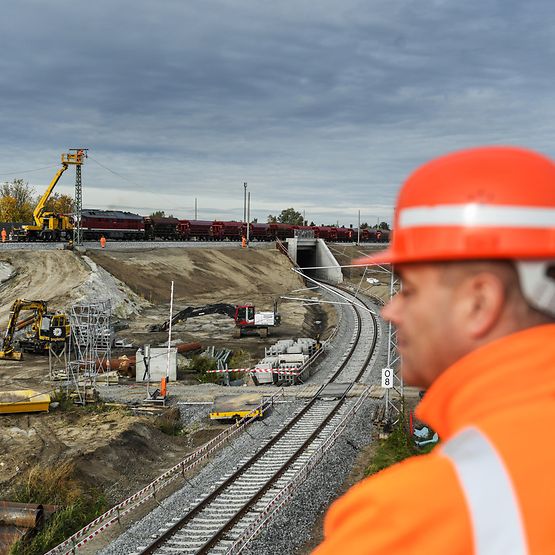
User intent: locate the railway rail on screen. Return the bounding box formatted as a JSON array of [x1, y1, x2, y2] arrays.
[[130, 285, 379, 555]]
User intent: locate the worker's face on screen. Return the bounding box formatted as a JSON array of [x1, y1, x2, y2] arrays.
[[381, 263, 463, 389]]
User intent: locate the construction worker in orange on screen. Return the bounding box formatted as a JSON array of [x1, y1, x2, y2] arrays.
[[1, 228, 6, 243], [100, 235, 106, 249], [241, 235, 247, 248], [314, 147, 555, 555]]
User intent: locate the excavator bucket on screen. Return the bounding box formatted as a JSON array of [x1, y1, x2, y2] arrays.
[[0, 350, 23, 361]]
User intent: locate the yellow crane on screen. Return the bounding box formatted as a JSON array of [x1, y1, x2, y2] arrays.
[[21, 150, 85, 241]]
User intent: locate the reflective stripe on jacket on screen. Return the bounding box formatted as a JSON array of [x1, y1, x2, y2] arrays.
[[313, 324, 555, 555]]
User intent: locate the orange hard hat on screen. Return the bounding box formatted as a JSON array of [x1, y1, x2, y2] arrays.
[[355, 146, 555, 266]]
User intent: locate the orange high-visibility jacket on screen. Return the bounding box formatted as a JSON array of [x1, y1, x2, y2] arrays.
[[314, 324, 555, 555]]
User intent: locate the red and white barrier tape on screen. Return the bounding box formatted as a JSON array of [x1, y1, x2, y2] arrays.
[[206, 367, 301, 375]]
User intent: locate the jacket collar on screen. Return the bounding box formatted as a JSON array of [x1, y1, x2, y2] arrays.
[[416, 324, 555, 440]]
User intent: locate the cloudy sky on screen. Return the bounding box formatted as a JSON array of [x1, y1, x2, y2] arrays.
[[1, 0, 554, 226]]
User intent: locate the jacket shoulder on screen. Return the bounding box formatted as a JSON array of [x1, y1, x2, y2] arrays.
[[316, 452, 473, 555]]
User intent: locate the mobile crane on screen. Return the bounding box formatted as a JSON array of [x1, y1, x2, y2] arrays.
[[18, 150, 85, 241], [0, 299, 70, 361], [150, 303, 281, 338]]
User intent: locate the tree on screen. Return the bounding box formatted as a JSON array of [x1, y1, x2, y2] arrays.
[[44, 193, 74, 214], [0, 179, 35, 222], [150, 210, 175, 218], [378, 221, 390, 230], [360, 222, 369, 229], [0, 196, 17, 222], [278, 208, 304, 225], [267, 214, 278, 223]]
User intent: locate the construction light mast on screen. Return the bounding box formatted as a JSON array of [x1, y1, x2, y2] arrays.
[[70, 148, 88, 245]]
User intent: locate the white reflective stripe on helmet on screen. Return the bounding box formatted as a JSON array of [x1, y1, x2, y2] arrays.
[[399, 204, 555, 229], [441, 427, 528, 555]]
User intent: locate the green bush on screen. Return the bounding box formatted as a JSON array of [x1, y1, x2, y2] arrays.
[[189, 355, 222, 383], [365, 421, 421, 477]]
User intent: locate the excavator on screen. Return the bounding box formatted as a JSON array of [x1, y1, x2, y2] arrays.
[[150, 303, 281, 338], [0, 300, 70, 361], [15, 150, 86, 241]]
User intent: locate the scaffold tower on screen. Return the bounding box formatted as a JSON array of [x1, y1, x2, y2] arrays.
[[66, 299, 112, 404]]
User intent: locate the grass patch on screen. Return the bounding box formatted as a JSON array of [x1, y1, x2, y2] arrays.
[[8, 462, 107, 555], [156, 406, 183, 435], [365, 421, 434, 477], [50, 388, 74, 411], [190, 355, 222, 384]]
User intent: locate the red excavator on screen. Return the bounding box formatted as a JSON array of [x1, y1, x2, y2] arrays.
[[150, 303, 280, 338]]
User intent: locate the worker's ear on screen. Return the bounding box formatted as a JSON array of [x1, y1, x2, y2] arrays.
[[456, 272, 506, 339]]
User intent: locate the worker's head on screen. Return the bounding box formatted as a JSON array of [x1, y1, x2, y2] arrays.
[[356, 146, 555, 388]]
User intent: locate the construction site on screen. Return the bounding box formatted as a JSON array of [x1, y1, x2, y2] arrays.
[[0, 234, 391, 552], [0, 150, 397, 555]]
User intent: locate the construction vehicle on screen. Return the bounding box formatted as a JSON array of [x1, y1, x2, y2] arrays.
[[150, 303, 281, 338], [0, 299, 70, 361], [17, 150, 85, 241]]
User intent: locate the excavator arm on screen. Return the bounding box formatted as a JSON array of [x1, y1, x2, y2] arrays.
[[150, 303, 238, 332]]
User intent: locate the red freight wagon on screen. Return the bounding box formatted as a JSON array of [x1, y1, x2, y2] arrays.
[[336, 227, 354, 242], [144, 216, 180, 240], [314, 226, 337, 241], [218, 220, 246, 241], [267, 223, 295, 240], [179, 220, 220, 240], [249, 223, 270, 241]]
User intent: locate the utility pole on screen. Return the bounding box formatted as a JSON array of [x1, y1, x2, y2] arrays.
[[247, 191, 251, 245], [357, 210, 361, 245], [194, 198, 198, 220], [70, 148, 87, 246], [243, 182, 247, 223]]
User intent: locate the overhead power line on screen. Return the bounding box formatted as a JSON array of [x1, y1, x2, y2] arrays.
[[0, 165, 58, 179], [87, 156, 145, 190]]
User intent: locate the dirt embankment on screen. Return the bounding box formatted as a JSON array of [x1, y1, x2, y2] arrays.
[[0, 407, 222, 504], [88, 247, 336, 357], [87, 247, 303, 305]]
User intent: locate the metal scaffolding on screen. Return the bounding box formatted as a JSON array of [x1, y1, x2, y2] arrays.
[[384, 267, 402, 426], [66, 300, 112, 404]]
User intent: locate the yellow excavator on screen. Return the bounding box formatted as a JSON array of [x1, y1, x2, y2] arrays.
[[0, 300, 70, 361], [16, 150, 85, 241]]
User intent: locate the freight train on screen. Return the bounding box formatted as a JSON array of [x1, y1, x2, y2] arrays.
[[15, 209, 390, 243]]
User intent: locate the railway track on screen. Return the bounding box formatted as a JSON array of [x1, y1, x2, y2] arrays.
[[130, 285, 380, 555]]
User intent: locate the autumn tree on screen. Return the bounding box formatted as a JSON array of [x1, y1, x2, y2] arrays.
[[0, 196, 17, 222], [267, 208, 303, 225], [0, 179, 35, 222], [43, 193, 74, 214]]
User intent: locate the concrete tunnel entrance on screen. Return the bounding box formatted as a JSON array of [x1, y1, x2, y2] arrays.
[[286, 238, 343, 284]]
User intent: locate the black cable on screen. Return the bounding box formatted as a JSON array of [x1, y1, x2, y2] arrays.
[[0, 165, 57, 179], [87, 156, 145, 190]]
